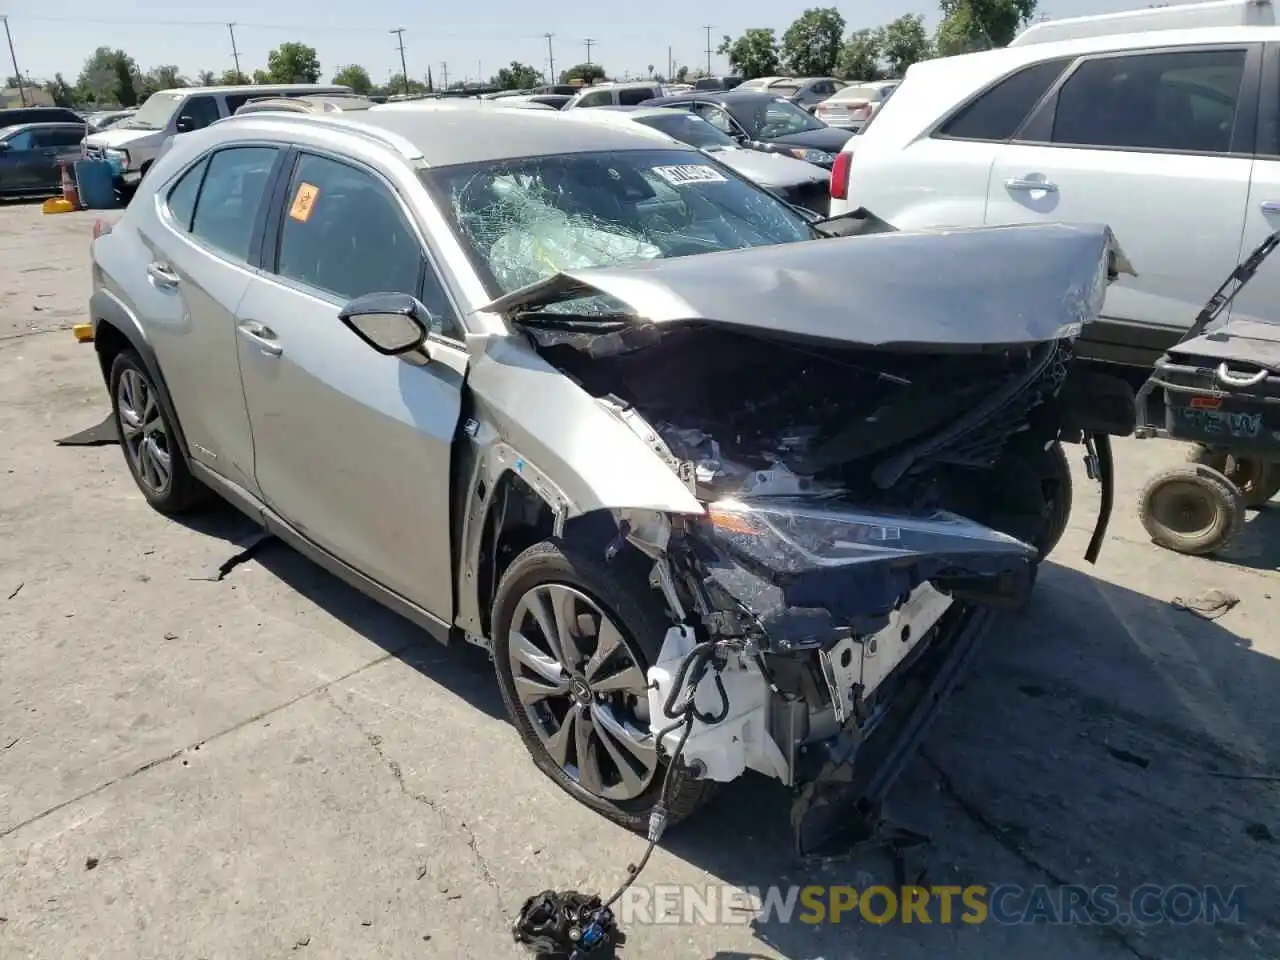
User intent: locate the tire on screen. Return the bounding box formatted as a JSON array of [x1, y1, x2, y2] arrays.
[[1186, 445, 1280, 509], [491, 538, 715, 833], [1029, 441, 1073, 560], [109, 350, 205, 515], [1138, 463, 1243, 556]]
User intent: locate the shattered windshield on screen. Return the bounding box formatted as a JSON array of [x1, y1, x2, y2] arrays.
[[422, 148, 815, 312]]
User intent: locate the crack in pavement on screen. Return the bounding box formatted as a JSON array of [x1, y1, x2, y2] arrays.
[[322, 688, 507, 918], [919, 749, 1162, 960], [189, 532, 276, 582], [0, 650, 403, 842]]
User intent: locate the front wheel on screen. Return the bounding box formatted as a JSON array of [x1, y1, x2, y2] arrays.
[[109, 350, 205, 515], [490, 539, 715, 832]]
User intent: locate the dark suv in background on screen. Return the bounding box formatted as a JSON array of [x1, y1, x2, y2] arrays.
[[0, 106, 84, 128]]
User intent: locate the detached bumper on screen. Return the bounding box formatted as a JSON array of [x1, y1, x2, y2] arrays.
[[790, 602, 994, 857]]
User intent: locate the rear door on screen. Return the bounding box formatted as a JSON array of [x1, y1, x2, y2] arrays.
[[140, 144, 282, 493], [986, 44, 1258, 357], [1230, 41, 1280, 324], [235, 150, 465, 620]]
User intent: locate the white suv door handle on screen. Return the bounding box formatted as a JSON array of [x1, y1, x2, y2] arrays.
[[237, 320, 283, 357], [1005, 177, 1058, 193], [1260, 201, 1280, 214]]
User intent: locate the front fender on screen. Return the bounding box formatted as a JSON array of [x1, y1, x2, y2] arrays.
[[465, 332, 704, 518]]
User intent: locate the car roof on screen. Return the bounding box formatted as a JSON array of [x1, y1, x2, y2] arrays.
[[248, 106, 701, 166], [237, 95, 373, 113], [646, 89, 779, 106], [149, 84, 351, 97], [0, 121, 85, 132]]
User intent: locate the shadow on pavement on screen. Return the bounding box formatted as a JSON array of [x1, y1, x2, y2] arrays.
[[173, 502, 1280, 960], [1216, 506, 1280, 573]]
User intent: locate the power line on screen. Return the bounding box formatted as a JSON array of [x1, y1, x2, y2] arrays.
[[390, 27, 408, 94], [544, 32, 555, 84], [227, 23, 241, 78]]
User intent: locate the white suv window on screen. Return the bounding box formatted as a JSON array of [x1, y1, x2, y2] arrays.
[[937, 58, 1074, 142], [1049, 48, 1247, 155], [575, 89, 614, 108]]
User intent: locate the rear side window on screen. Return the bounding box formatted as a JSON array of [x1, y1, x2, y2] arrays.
[[166, 156, 209, 230], [938, 58, 1073, 141], [189, 147, 278, 260], [618, 87, 657, 106], [1050, 49, 1246, 154]]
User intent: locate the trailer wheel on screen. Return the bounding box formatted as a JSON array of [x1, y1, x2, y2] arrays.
[[1186, 445, 1280, 508], [1139, 464, 1244, 555]]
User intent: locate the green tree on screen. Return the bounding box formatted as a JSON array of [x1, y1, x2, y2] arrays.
[[561, 62, 606, 84], [386, 73, 427, 95], [936, 0, 1037, 54], [782, 7, 846, 77], [880, 14, 934, 76], [252, 68, 271, 84], [113, 56, 139, 106], [44, 73, 79, 107], [196, 70, 217, 85], [219, 69, 250, 85], [837, 29, 884, 81], [266, 42, 321, 84], [717, 28, 780, 80], [332, 64, 373, 94], [675, 65, 689, 82], [142, 65, 187, 96], [76, 47, 138, 105], [495, 61, 542, 90]]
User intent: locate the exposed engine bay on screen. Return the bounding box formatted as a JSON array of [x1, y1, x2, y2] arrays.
[[479, 217, 1134, 858]]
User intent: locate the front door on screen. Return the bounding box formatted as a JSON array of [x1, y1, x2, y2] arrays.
[[985, 46, 1256, 356], [0, 129, 44, 194], [235, 151, 464, 620], [32, 126, 88, 192]]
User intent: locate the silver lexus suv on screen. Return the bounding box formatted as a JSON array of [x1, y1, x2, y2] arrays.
[[88, 103, 1125, 850]]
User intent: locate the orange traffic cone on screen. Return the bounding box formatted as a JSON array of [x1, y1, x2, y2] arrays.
[[60, 161, 80, 209]]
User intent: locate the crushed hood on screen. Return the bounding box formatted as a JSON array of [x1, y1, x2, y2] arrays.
[[482, 222, 1127, 350]]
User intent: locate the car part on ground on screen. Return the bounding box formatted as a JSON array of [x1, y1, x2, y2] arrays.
[[88, 107, 1132, 860], [1134, 227, 1280, 553]]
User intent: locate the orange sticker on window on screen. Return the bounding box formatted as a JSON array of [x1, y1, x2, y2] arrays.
[[289, 182, 320, 222]]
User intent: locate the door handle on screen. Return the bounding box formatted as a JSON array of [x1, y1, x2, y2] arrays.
[[237, 320, 283, 357], [146, 261, 179, 288], [1260, 201, 1280, 214], [1005, 177, 1058, 192]]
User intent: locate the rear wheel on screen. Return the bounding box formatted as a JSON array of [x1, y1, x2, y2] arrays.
[[109, 350, 205, 515], [1139, 463, 1243, 555], [490, 539, 715, 832]]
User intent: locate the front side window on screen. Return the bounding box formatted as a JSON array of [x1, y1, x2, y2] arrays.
[[424, 148, 815, 304], [747, 98, 826, 138], [189, 147, 278, 260], [179, 96, 222, 130], [1050, 49, 1246, 154], [34, 128, 86, 148], [275, 153, 445, 326], [2, 130, 35, 151], [938, 58, 1073, 142], [575, 90, 614, 108]]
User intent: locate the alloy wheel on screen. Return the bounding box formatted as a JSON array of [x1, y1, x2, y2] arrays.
[[116, 367, 172, 497], [507, 583, 658, 801]]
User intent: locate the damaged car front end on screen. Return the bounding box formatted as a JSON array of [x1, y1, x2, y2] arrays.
[[462, 218, 1131, 855]]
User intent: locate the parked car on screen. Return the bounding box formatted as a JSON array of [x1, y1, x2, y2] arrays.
[[826, 0, 1279, 372], [638, 90, 853, 167], [572, 106, 832, 213], [87, 105, 1128, 845], [81, 83, 353, 190], [87, 109, 137, 132], [562, 81, 666, 109], [233, 95, 375, 116], [0, 106, 83, 128], [735, 76, 790, 91], [766, 76, 847, 112], [693, 75, 745, 91], [0, 122, 87, 197], [814, 80, 899, 131]]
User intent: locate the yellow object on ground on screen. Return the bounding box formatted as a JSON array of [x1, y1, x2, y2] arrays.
[[72, 323, 95, 343], [42, 197, 76, 215]]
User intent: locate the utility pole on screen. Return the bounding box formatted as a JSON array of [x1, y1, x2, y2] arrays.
[[440, 62, 449, 90], [667, 46, 672, 80], [390, 28, 409, 95], [544, 33, 555, 84], [584, 38, 595, 67], [703, 25, 713, 75], [1, 16, 25, 105], [227, 23, 241, 80]]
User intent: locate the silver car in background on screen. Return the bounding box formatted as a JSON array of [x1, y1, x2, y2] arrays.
[[814, 80, 901, 131], [88, 104, 1128, 850]]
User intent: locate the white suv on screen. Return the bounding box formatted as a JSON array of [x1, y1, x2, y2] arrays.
[[828, 2, 1280, 371]]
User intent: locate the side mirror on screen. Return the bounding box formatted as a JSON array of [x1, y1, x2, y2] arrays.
[[339, 292, 431, 357], [174, 116, 195, 133]]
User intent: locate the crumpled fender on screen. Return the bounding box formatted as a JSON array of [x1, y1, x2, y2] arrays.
[[464, 331, 704, 518]]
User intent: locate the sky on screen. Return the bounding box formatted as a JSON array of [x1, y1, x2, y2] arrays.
[[3, 0, 1202, 88]]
